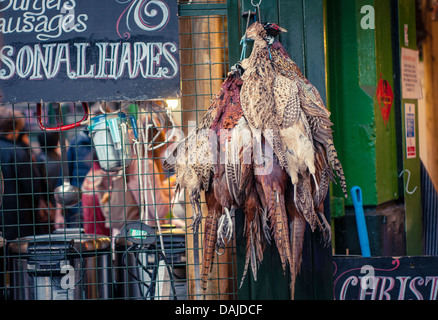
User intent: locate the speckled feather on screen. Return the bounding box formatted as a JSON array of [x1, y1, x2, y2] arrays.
[[269, 40, 347, 198]]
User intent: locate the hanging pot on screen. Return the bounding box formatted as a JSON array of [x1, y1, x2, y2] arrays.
[[88, 112, 138, 172]]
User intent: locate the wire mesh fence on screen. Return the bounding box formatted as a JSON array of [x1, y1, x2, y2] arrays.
[[0, 0, 235, 301]]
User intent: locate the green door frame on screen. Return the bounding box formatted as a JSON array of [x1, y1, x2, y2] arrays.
[[326, 0, 422, 256]]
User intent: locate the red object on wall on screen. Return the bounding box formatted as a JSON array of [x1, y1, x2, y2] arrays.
[[376, 76, 394, 126]]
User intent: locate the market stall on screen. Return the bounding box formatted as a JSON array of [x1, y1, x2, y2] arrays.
[[0, 0, 436, 302]]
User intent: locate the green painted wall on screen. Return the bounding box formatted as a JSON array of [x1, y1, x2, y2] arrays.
[[326, 0, 377, 206], [326, 0, 423, 254], [374, 0, 400, 205], [396, 0, 423, 255], [326, 0, 399, 206]]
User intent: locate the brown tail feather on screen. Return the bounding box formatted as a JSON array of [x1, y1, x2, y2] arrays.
[[239, 220, 255, 288], [239, 211, 265, 288], [289, 215, 306, 300], [295, 174, 318, 232], [268, 189, 293, 276], [326, 139, 347, 198], [201, 211, 219, 290]]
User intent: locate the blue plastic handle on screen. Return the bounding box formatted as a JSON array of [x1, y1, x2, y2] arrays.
[[351, 186, 371, 257], [129, 115, 138, 139]]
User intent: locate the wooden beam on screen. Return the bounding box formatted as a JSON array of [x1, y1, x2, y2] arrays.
[[421, 0, 438, 191]]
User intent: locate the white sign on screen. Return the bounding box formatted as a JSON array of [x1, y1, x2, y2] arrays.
[[405, 103, 416, 159], [401, 48, 422, 100]]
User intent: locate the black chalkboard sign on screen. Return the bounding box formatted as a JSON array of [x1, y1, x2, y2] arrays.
[[333, 256, 438, 300], [0, 0, 180, 103]]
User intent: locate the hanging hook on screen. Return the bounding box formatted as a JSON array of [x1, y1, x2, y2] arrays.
[[240, 10, 253, 61], [399, 169, 418, 195], [251, 0, 262, 22], [37, 102, 89, 131]]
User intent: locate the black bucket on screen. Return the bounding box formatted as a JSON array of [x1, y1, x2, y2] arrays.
[[8, 232, 112, 300]]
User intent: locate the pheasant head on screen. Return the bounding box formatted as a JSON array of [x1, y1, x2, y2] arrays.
[[264, 23, 287, 38], [244, 21, 268, 41], [244, 22, 288, 46]]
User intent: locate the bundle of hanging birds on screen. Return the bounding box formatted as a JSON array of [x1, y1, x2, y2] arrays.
[[164, 21, 347, 299]]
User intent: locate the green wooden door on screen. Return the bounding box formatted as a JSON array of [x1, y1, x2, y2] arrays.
[[326, 0, 423, 256], [326, 0, 400, 208], [227, 0, 333, 300], [394, 0, 423, 255]]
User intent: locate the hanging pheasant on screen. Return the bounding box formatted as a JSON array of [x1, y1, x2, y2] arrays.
[[164, 68, 267, 290], [240, 21, 346, 230], [264, 23, 346, 243], [240, 22, 318, 239], [164, 21, 347, 299], [238, 21, 347, 297], [164, 70, 243, 234], [265, 23, 348, 203], [199, 69, 264, 290], [211, 108, 266, 289]]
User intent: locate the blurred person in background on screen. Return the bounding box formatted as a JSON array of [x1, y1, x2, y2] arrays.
[[36, 132, 61, 233], [54, 102, 116, 230], [54, 129, 93, 229], [0, 106, 40, 240], [81, 149, 111, 236]]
